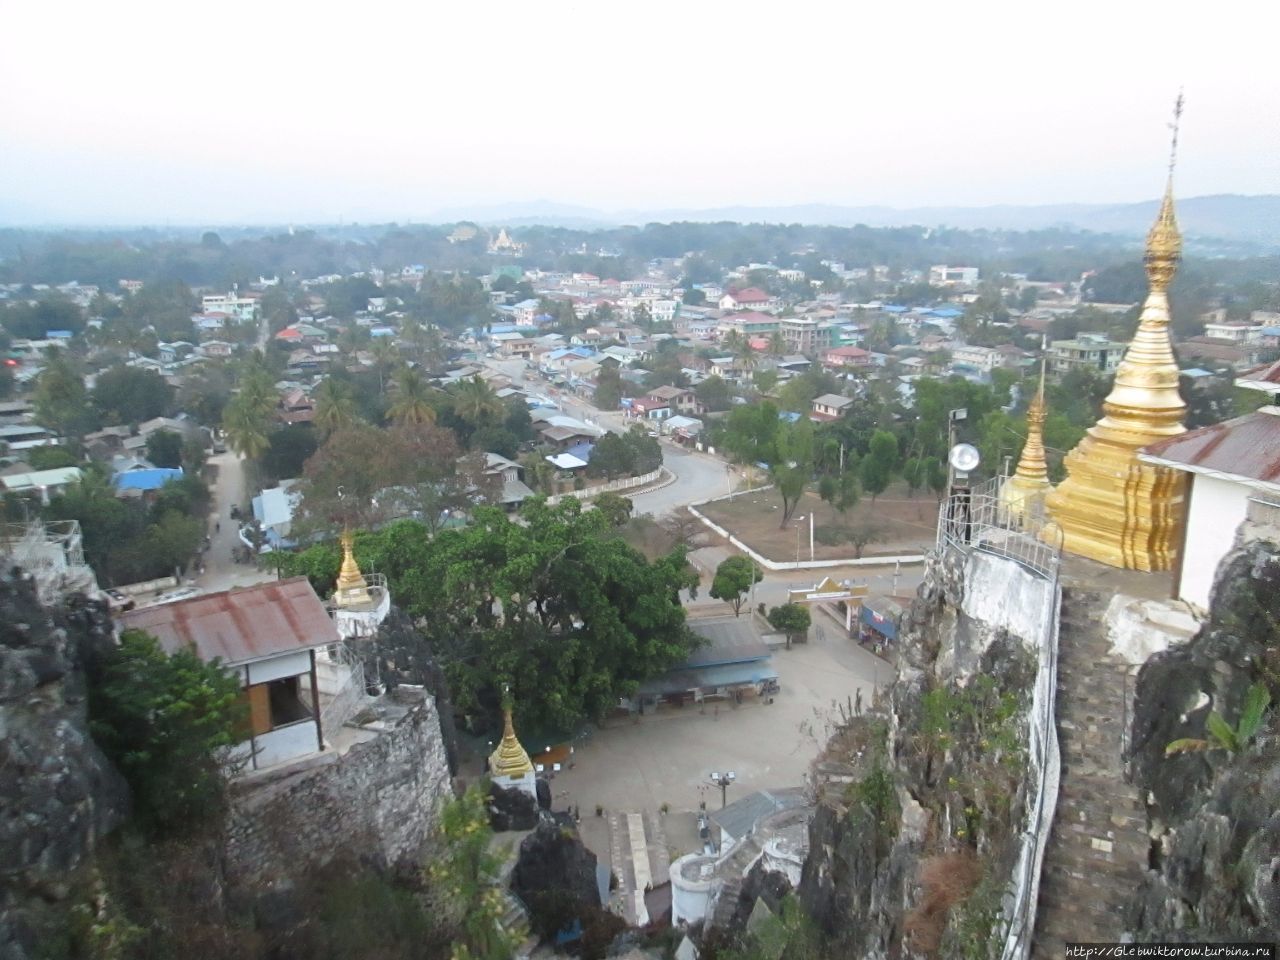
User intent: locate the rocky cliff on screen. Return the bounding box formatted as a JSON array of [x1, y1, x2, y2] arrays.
[[0, 579, 129, 960], [798, 549, 1043, 959], [1126, 538, 1280, 942]]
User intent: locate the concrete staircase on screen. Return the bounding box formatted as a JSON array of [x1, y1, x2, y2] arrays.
[[1033, 587, 1150, 957]]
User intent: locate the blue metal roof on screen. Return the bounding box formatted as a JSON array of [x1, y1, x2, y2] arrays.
[[113, 467, 184, 492]]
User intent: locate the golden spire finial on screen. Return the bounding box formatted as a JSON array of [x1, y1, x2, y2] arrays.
[[334, 528, 371, 607], [1001, 347, 1052, 517], [1042, 98, 1189, 571], [488, 695, 534, 778], [1145, 93, 1184, 291]]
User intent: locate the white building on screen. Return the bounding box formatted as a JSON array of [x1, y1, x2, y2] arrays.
[[1203, 321, 1264, 344], [951, 344, 1004, 373], [201, 292, 259, 323], [1138, 406, 1280, 613], [929, 265, 980, 286]]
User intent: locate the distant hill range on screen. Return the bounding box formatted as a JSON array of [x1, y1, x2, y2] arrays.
[[431, 195, 1280, 247]]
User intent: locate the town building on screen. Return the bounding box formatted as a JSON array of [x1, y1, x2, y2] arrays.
[[201, 291, 259, 323], [821, 345, 872, 373], [810, 393, 853, 422], [929, 265, 980, 287], [1048, 333, 1127, 377], [718, 288, 777, 312], [779, 317, 834, 354]]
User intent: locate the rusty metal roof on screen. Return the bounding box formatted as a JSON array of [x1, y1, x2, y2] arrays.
[[117, 577, 338, 666], [1140, 408, 1280, 486]]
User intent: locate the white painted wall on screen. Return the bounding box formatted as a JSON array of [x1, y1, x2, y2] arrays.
[[962, 551, 1056, 646], [254, 720, 321, 768], [1180, 474, 1249, 612], [669, 854, 718, 927], [247, 650, 312, 685]]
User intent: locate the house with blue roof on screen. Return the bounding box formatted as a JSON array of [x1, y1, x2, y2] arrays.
[[113, 467, 184, 496]]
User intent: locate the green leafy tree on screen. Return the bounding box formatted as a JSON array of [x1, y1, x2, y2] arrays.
[[92, 366, 173, 426], [593, 492, 633, 527], [33, 349, 95, 437], [767, 603, 811, 649], [427, 785, 515, 960], [278, 501, 700, 732], [25, 445, 79, 470], [145, 429, 183, 469], [924, 456, 947, 498], [586, 432, 636, 480], [860, 430, 898, 501], [593, 365, 624, 410], [769, 419, 814, 526], [87, 630, 245, 834], [695, 375, 732, 412], [710, 555, 763, 617]]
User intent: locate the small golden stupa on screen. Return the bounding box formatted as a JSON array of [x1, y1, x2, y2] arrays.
[[333, 529, 371, 607], [488, 706, 534, 779], [1044, 104, 1189, 569], [1000, 353, 1052, 520]]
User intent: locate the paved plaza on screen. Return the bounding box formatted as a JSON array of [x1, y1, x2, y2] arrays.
[[489, 617, 895, 901]]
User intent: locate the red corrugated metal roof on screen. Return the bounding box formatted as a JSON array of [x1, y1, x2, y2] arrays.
[[1240, 359, 1280, 385], [117, 577, 337, 666], [1141, 410, 1280, 484]]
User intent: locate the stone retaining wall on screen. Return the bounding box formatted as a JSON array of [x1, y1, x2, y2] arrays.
[[224, 688, 452, 885]]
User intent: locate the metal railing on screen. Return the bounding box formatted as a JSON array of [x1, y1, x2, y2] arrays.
[[935, 476, 1063, 960], [936, 476, 1063, 582], [317, 642, 368, 739]]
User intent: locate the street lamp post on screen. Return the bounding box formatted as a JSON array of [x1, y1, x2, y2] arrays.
[[709, 770, 736, 809], [795, 515, 806, 564]]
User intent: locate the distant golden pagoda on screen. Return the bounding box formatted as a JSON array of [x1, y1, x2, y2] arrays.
[[1000, 354, 1052, 520], [1044, 169, 1188, 570], [333, 529, 371, 607], [489, 706, 534, 778]]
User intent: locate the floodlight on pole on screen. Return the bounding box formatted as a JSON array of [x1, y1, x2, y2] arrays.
[[708, 770, 736, 808]]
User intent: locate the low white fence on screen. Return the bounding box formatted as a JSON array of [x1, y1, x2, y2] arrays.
[[687, 487, 926, 571], [995, 575, 1060, 960], [547, 468, 667, 505]]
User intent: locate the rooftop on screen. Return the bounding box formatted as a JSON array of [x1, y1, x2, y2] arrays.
[[1139, 407, 1280, 492], [117, 577, 338, 666]]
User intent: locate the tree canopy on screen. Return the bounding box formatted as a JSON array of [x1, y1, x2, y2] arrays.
[[276, 499, 700, 733], [709, 555, 763, 617]]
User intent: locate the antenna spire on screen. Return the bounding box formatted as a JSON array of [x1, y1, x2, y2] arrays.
[[1167, 91, 1184, 179]]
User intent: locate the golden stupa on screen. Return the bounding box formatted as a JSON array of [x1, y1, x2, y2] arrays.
[[488, 706, 534, 778], [1000, 353, 1052, 520], [1043, 171, 1188, 570], [333, 529, 372, 607]]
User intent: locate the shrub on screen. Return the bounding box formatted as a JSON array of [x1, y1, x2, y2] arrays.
[[903, 851, 981, 955], [88, 629, 245, 834]]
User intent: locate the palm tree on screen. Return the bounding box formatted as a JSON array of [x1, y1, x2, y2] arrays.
[[451, 375, 503, 427], [222, 397, 272, 461], [733, 334, 759, 373], [221, 367, 276, 461], [369, 337, 401, 395], [387, 365, 437, 426], [768, 330, 785, 357], [313, 377, 359, 437]]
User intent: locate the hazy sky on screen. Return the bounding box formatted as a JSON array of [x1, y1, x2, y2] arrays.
[[3, 0, 1278, 224]]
